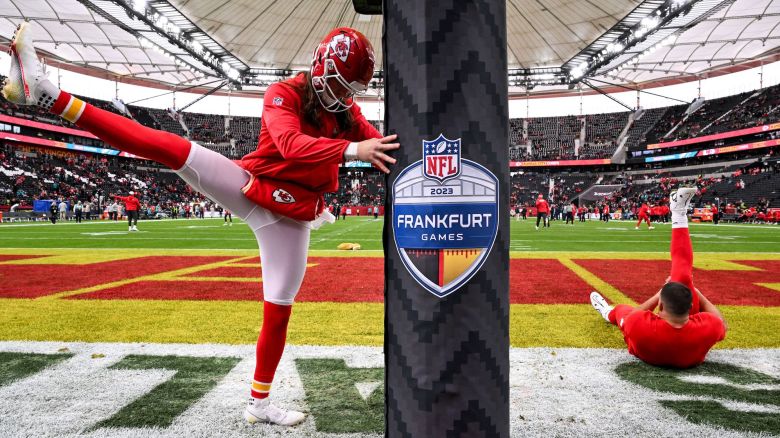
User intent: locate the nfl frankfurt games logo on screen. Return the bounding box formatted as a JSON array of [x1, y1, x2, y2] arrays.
[[392, 134, 499, 298]]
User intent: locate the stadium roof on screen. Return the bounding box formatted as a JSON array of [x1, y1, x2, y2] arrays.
[[0, 0, 778, 95]]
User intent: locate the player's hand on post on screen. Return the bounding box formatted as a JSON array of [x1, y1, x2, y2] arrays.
[[357, 134, 400, 174]]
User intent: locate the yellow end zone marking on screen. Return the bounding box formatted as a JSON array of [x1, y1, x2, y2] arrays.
[[757, 283, 780, 292], [558, 258, 636, 306], [159, 276, 260, 283], [0, 300, 777, 348], [693, 259, 764, 271], [227, 262, 319, 268], [38, 255, 257, 300]]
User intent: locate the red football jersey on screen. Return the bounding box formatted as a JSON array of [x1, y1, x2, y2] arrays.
[[535, 199, 549, 213], [115, 195, 140, 211], [620, 311, 726, 368], [240, 74, 381, 194], [638, 204, 650, 216]]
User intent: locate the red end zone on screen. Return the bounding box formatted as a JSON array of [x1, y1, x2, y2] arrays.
[[1, 255, 776, 305], [574, 259, 780, 306], [53, 258, 591, 303]]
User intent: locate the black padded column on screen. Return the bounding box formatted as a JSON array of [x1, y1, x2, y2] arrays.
[[383, 0, 510, 436]]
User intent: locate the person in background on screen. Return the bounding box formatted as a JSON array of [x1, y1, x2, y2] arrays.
[[48, 200, 58, 224], [115, 191, 140, 231], [224, 209, 233, 226], [58, 198, 67, 221], [74, 200, 83, 223]]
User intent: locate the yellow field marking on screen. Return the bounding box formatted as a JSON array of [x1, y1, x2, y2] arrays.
[[226, 262, 319, 268], [757, 283, 780, 292], [692, 259, 763, 271], [38, 255, 257, 300], [558, 258, 636, 305], [0, 252, 155, 265], [2, 247, 778, 261], [0, 299, 777, 348], [160, 276, 260, 283], [227, 263, 263, 268], [510, 251, 780, 261]]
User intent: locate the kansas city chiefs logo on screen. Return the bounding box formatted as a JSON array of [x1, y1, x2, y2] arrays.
[[329, 34, 351, 63], [272, 188, 295, 204]]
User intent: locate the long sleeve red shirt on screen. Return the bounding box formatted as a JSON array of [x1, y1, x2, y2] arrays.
[[535, 199, 549, 213], [239, 74, 382, 194], [115, 195, 140, 211]]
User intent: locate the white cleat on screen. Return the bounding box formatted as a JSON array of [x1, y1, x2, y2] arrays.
[[590, 291, 614, 322], [132, 225, 138, 231], [2, 22, 57, 109], [648, 226, 655, 230], [128, 226, 132, 232], [635, 226, 639, 230], [670, 187, 697, 214], [244, 398, 306, 427]]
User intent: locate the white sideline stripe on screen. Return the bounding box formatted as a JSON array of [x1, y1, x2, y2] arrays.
[[0, 218, 243, 228]]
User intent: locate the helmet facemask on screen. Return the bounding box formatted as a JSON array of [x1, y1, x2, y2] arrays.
[[311, 58, 367, 113]]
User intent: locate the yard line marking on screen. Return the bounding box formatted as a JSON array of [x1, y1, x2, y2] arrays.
[[558, 258, 636, 306], [38, 255, 257, 300]]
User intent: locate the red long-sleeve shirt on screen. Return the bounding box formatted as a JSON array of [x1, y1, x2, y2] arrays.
[[535, 198, 549, 213], [240, 74, 381, 194], [638, 204, 650, 217], [115, 195, 140, 211]]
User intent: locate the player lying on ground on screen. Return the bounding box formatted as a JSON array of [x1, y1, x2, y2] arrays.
[[590, 188, 727, 368], [3, 23, 399, 426]]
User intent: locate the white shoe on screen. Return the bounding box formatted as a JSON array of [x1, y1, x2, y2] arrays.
[[648, 226, 655, 230], [244, 398, 305, 427], [635, 226, 639, 230], [132, 225, 138, 231], [128, 226, 132, 231], [223, 222, 228, 226], [670, 187, 697, 214], [590, 291, 613, 322], [1, 22, 58, 109]]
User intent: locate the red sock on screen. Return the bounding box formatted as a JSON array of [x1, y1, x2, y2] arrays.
[[50, 91, 191, 169], [669, 227, 700, 314], [250, 301, 292, 399]]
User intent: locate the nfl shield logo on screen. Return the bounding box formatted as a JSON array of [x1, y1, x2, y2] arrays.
[[392, 134, 499, 298], [423, 134, 461, 184]]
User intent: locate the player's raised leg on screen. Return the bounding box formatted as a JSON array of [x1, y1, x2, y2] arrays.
[[2, 22, 191, 170], [668, 187, 700, 314]]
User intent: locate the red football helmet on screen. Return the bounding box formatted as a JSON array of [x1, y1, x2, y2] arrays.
[[310, 27, 375, 113]]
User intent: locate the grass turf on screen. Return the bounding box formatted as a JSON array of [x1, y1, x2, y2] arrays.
[[1, 216, 779, 252]]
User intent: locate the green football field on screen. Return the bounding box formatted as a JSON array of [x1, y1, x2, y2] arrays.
[[1, 216, 779, 437], [1, 216, 778, 252]]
